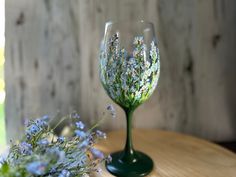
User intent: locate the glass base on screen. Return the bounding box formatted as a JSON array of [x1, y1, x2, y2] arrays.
[[106, 151, 154, 177]]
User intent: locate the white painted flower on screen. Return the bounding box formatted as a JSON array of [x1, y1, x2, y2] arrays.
[[133, 36, 144, 45], [133, 49, 139, 57]]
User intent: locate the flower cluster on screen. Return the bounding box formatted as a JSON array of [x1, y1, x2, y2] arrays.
[[0, 106, 116, 177], [100, 34, 160, 109]]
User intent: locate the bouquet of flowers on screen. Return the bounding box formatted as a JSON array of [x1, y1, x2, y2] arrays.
[[0, 105, 116, 177]]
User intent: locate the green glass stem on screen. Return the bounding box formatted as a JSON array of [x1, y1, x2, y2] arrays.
[[106, 107, 154, 177], [121, 108, 135, 163]]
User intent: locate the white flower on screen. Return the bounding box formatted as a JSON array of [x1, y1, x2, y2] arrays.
[[121, 81, 129, 91], [128, 57, 136, 65], [151, 63, 158, 72], [133, 36, 144, 45], [130, 86, 136, 93], [151, 41, 155, 48], [144, 60, 151, 68], [133, 49, 139, 57], [135, 91, 142, 100]]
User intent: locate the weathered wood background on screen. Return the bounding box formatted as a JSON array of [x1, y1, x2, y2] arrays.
[[5, 0, 236, 141]]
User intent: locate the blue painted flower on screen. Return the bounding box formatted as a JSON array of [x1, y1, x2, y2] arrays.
[[75, 121, 85, 130], [26, 161, 48, 175], [58, 169, 70, 177]]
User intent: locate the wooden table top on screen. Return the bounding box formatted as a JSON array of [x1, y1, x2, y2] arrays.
[[95, 129, 236, 177]]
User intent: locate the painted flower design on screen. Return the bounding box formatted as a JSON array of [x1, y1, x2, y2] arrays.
[[100, 34, 160, 109]]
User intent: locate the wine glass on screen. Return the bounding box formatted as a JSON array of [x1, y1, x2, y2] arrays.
[[99, 20, 160, 177]]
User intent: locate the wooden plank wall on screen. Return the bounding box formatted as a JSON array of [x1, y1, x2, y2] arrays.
[[5, 0, 236, 141]]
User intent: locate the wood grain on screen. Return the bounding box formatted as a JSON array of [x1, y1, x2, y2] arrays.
[[95, 129, 236, 177], [5, 0, 236, 141]]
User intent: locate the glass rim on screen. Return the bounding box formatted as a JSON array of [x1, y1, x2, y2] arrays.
[[105, 20, 154, 27]]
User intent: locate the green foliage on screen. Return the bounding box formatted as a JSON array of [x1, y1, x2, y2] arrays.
[[0, 162, 27, 177]]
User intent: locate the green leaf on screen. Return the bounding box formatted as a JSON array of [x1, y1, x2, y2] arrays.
[[0, 162, 9, 174]]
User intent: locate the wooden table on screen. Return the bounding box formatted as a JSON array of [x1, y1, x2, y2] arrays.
[[95, 129, 236, 177]]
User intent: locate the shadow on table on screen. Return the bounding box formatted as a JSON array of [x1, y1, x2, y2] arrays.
[[217, 142, 236, 153]]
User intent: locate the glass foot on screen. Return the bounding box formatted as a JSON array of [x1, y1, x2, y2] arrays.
[[106, 151, 154, 177]]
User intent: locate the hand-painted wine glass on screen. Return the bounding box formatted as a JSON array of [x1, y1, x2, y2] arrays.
[[99, 21, 160, 177]]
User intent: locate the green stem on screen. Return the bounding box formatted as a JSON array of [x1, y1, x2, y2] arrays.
[[88, 117, 105, 133], [122, 108, 135, 162], [52, 116, 68, 131]]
